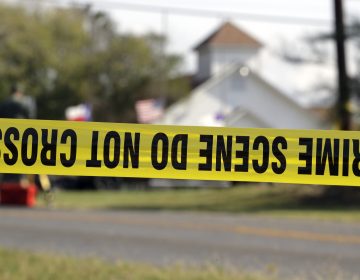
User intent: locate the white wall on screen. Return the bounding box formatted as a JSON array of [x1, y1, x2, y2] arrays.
[[160, 67, 326, 130], [211, 46, 258, 76], [227, 114, 269, 128], [224, 71, 325, 129], [197, 45, 259, 80]]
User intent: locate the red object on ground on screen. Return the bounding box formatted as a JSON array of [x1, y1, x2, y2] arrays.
[[0, 183, 37, 207]]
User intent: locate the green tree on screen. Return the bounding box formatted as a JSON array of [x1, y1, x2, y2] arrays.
[[0, 3, 189, 121]]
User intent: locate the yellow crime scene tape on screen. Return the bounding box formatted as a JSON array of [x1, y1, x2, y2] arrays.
[[0, 118, 359, 186]]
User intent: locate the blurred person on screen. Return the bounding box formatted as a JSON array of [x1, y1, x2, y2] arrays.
[[0, 84, 36, 119], [0, 84, 52, 205], [0, 84, 33, 184]]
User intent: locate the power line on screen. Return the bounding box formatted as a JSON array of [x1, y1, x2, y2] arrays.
[[23, 0, 332, 26]]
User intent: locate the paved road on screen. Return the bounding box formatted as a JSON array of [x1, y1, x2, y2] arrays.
[[0, 208, 360, 279]]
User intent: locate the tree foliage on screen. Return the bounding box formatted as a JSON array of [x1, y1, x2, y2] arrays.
[[0, 3, 188, 121]]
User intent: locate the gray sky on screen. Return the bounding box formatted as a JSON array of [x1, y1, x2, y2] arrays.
[[29, 0, 360, 72]]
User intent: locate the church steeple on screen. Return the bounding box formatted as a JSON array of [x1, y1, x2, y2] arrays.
[[194, 22, 262, 81]]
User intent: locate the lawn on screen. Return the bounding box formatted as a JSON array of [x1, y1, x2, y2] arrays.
[[38, 183, 360, 222], [0, 247, 272, 280]]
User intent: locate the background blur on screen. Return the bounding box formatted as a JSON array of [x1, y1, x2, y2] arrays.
[[0, 0, 355, 125], [1, 1, 360, 279]]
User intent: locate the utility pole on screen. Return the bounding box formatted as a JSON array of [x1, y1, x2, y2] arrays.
[[334, 0, 350, 130]]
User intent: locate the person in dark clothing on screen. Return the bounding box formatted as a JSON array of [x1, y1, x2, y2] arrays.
[[0, 84, 52, 205], [0, 99, 29, 118], [0, 84, 34, 119], [0, 85, 31, 183]]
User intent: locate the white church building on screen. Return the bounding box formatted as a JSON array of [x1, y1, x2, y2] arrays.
[[158, 22, 333, 130]]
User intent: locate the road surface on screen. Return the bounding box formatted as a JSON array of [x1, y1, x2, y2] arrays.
[[0, 208, 360, 279]]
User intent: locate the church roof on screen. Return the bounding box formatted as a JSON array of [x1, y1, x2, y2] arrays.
[[194, 22, 262, 50]]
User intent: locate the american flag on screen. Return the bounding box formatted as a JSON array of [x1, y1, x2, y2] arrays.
[[135, 98, 164, 123]]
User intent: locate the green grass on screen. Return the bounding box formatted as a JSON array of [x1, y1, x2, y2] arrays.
[[0, 248, 272, 280], [38, 184, 360, 222]]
